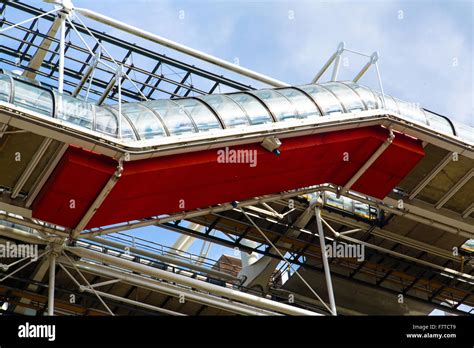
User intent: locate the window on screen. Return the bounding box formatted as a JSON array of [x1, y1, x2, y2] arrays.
[[56, 92, 94, 129], [198, 94, 249, 128], [173, 98, 222, 132], [145, 99, 197, 135], [298, 85, 344, 115], [250, 89, 297, 121], [13, 79, 53, 117], [114, 103, 167, 139], [276, 88, 320, 118], [341, 82, 377, 110], [226, 93, 273, 125], [0, 74, 11, 103], [94, 105, 118, 136], [321, 82, 365, 112]]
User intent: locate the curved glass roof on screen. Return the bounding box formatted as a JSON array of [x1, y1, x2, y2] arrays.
[[0, 72, 471, 144]]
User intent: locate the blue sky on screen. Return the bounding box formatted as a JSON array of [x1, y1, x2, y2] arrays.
[[64, 0, 473, 125]]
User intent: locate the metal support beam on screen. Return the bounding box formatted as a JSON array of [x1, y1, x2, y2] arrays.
[[240, 209, 332, 314], [312, 42, 345, 83], [68, 260, 277, 316], [23, 17, 61, 79], [65, 246, 320, 316], [353, 52, 378, 83], [72, 52, 100, 96], [435, 169, 474, 209], [47, 253, 56, 316], [339, 129, 394, 196], [57, 11, 67, 93], [462, 203, 474, 219], [80, 288, 185, 316], [331, 54, 341, 81], [25, 143, 68, 208], [75, 7, 288, 87], [72, 156, 125, 238], [11, 138, 53, 199], [84, 237, 236, 281], [314, 205, 337, 316], [82, 185, 327, 238], [408, 152, 453, 200]]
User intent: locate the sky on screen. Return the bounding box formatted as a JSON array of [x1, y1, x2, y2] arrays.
[[59, 0, 473, 126]]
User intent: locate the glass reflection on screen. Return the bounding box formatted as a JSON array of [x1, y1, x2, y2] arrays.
[[146, 99, 196, 135], [56, 92, 94, 129], [198, 94, 250, 127], [226, 93, 273, 125], [250, 89, 297, 121], [13, 80, 53, 117], [173, 98, 222, 132], [113, 103, 167, 139], [321, 82, 365, 112], [0, 75, 11, 102], [94, 106, 117, 136], [299, 85, 343, 115], [277, 88, 320, 118], [425, 110, 455, 135]]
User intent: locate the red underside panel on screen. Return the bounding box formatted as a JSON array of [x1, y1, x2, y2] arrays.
[[31, 126, 424, 229]]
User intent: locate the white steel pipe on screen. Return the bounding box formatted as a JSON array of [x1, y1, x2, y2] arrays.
[[66, 246, 320, 316], [340, 129, 394, 195], [79, 287, 186, 316], [314, 206, 337, 316], [58, 13, 66, 93], [47, 253, 56, 316], [85, 236, 236, 281], [74, 7, 289, 88], [83, 185, 328, 238], [70, 260, 277, 316]]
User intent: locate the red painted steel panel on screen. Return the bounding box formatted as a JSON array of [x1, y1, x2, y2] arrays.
[[31, 126, 424, 229]]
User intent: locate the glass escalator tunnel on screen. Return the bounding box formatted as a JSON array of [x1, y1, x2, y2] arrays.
[[0, 72, 471, 144]]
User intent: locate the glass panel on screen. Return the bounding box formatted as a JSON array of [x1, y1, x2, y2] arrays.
[[173, 98, 222, 132], [460, 239, 474, 253], [298, 85, 343, 115], [119, 114, 137, 141], [373, 92, 399, 114], [113, 103, 167, 140], [13, 80, 53, 117], [55, 92, 94, 129], [0, 75, 11, 102], [321, 82, 365, 112], [250, 89, 297, 121], [341, 82, 377, 109], [354, 201, 371, 219], [226, 93, 273, 125], [394, 98, 427, 125], [452, 121, 474, 143], [277, 88, 320, 118], [145, 99, 196, 135], [425, 110, 455, 135], [324, 191, 344, 209], [94, 106, 117, 136], [198, 94, 249, 128]]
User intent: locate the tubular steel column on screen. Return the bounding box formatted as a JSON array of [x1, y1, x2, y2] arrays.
[[314, 205, 337, 316], [47, 253, 56, 316], [58, 13, 66, 93]]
